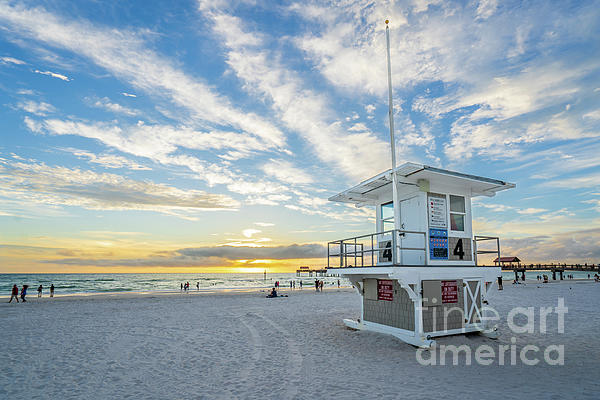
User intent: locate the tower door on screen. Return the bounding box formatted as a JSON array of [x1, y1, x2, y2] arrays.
[[399, 196, 425, 265], [463, 278, 482, 325]]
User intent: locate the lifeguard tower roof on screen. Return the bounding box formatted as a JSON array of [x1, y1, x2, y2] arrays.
[[329, 162, 515, 206]]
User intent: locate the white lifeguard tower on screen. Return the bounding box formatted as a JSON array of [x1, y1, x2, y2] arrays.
[[325, 20, 515, 348], [327, 163, 514, 348]]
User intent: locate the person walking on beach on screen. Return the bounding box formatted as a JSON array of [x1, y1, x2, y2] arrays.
[[20, 285, 28, 302], [180, 283, 183, 291], [315, 279, 319, 292], [299, 280, 302, 289], [196, 282, 200, 290], [337, 279, 340, 288], [37, 285, 43, 298], [50, 284, 54, 297], [9, 284, 19, 303]]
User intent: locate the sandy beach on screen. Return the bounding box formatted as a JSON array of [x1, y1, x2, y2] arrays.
[[1, 281, 599, 399]]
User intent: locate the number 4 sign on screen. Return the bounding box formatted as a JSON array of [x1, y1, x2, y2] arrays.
[[448, 237, 472, 261], [453, 238, 464, 259]]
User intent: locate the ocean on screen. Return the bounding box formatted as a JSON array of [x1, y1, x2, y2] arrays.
[[0, 270, 594, 296], [0, 272, 342, 295]]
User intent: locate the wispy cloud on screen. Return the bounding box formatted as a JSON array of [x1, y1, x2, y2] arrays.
[[63, 148, 150, 171], [24, 117, 270, 185], [261, 159, 313, 185], [0, 3, 286, 150], [0, 159, 239, 216], [33, 69, 70, 81], [90, 97, 140, 116], [16, 100, 56, 116], [121, 92, 136, 97], [198, 4, 391, 180], [0, 56, 25, 65]]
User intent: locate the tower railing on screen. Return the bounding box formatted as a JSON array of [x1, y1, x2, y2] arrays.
[[327, 229, 426, 268], [473, 235, 501, 266]]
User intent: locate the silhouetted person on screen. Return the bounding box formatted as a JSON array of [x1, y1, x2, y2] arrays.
[[37, 285, 43, 298], [266, 287, 278, 298], [9, 285, 19, 303], [20, 285, 28, 302], [50, 284, 55, 297], [196, 282, 200, 290]]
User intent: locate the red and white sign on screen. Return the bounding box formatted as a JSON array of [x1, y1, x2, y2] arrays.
[[441, 280, 458, 303], [377, 279, 394, 301]]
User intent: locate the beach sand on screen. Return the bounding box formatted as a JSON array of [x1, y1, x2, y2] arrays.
[[1, 281, 599, 399]]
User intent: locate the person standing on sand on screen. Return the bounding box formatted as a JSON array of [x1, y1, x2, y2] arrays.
[[9, 284, 19, 303], [20, 285, 28, 302], [37, 285, 43, 298], [50, 284, 54, 297], [181, 283, 183, 291], [197, 282, 200, 290]]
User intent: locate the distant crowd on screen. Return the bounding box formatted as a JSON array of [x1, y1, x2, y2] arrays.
[[8, 283, 55, 303], [180, 282, 200, 291], [180, 279, 343, 294]]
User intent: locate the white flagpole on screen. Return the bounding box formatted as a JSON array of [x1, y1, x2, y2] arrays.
[[385, 20, 401, 246]]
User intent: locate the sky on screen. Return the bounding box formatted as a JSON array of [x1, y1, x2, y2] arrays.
[[0, 0, 599, 273]]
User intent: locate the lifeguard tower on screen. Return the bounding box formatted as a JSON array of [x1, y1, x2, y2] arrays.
[[327, 163, 514, 348], [325, 21, 516, 348]]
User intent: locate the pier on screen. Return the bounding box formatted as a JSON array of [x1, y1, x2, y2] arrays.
[[483, 262, 600, 281], [295, 266, 328, 277]]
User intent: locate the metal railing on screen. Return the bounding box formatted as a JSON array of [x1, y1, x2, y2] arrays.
[[327, 231, 503, 268], [327, 229, 427, 268], [473, 235, 500, 266]]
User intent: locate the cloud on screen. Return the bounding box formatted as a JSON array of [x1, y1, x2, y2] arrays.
[[0, 159, 239, 215], [198, 4, 391, 180], [121, 92, 136, 97], [34, 69, 70, 81], [91, 97, 140, 116], [288, 1, 600, 162], [583, 110, 600, 120], [16, 100, 56, 116], [0, 55, 25, 65], [178, 243, 327, 260], [254, 222, 274, 227], [63, 148, 150, 170], [41, 243, 327, 267], [242, 228, 261, 238], [0, 3, 286, 150], [245, 193, 291, 206], [25, 117, 272, 185], [546, 172, 600, 189], [499, 228, 600, 263], [476, 0, 498, 20], [16, 88, 35, 95], [261, 159, 313, 185]]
